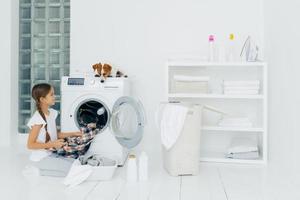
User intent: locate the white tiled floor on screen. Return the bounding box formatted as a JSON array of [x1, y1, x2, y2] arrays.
[[1, 147, 300, 200]]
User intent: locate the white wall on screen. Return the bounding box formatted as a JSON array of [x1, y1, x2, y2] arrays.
[[0, 0, 18, 147], [71, 0, 265, 155], [0, 0, 12, 146], [264, 0, 300, 180]]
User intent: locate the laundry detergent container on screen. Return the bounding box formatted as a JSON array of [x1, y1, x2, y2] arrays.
[[162, 104, 202, 176]]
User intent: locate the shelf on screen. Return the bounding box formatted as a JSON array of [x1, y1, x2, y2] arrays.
[[167, 60, 268, 164], [200, 151, 265, 164], [168, 93, 264, 99], [167, 60, 267, 68], [202, 126, 264, 133]]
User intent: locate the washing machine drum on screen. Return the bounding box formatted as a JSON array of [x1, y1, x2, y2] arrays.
[[76, 100, 109, 130], [74, 97, 146, 149]]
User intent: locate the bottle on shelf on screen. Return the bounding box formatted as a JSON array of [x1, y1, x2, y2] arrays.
[[226, 33, 236, 62], [208, 35, 216, 62]]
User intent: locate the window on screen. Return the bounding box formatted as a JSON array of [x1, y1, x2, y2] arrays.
[[19, 0, 70, 133]]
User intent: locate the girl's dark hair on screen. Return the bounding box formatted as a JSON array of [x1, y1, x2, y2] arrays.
[[31, 83, 52, 142]]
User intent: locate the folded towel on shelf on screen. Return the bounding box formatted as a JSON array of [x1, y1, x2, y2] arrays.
[[227, 151, 259, 159], [174, 75, 210, 82], [224, 86, 260, 91], [223, 80, 260, 95], [160, 104, 189, 150], [227, 137, 258, 154], [218, 117, 253, 128], [224, 90, 259, 95], [223, 80, 260, 87]]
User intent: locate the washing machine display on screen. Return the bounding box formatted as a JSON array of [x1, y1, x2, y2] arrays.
[[67, 78, 85, 85], [75, 99, 110, 131]]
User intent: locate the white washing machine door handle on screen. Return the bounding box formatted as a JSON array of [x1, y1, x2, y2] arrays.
[[110, 96, 146, 149]]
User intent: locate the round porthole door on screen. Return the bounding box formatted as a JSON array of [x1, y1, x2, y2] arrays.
[[110, 96, 146, 149], [74, 98, 110, 131]]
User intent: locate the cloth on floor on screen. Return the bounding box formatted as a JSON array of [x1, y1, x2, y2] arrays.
[[160, 104, 189, 150], [51, 123, 100, 159], [63, 159, 93, 188], [226, 137, 259, 159], [218, 117, 253, 128], [63, 154, 117, 187]]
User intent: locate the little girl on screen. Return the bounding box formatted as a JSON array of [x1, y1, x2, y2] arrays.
[[27, 83, 82, 177]]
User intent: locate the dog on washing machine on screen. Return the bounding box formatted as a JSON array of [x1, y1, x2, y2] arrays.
[[92, 62, 127, 83]]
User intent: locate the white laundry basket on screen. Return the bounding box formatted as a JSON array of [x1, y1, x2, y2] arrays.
[[162, 104, 202, 176]]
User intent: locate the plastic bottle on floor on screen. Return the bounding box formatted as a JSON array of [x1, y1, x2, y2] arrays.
[[127, 154, 137, 182], [138, 151, 148, 181]]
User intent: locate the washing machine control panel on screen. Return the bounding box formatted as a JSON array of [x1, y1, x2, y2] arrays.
[[67, 78, 85, 85]]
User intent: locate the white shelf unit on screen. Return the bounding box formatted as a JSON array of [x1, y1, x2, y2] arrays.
[[19, 0, 70, 133], [166, 60, 268, 164]]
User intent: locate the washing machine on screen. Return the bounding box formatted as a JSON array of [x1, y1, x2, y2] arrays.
[[60, 76, 146, 166]]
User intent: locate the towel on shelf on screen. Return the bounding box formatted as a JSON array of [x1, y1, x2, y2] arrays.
[[227, 151, 259, 159], [223, 80, 260, 87], [224, 90, 259, 95], [160, 104, 189, 150], [227, 137, 258, 154], [174, 75, 210, 82], [223, 80, 260, 95], [224, 86, 260, 91], [218, 117, 253, 128], [226, 137, 259, 159]]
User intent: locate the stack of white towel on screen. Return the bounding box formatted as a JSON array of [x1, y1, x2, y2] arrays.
[[218, 117, 253, 128], [226, 137, 259, 159], [223, 80, 260, 95]]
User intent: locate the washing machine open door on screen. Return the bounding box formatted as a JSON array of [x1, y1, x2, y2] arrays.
[[110, 96, 146, 149]]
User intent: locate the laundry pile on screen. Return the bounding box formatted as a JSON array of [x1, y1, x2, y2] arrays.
[[223, 80, 260, 95], [218, 117, 253, 128], [63, 153, 118, 187], [226, 137, 259, 159], [78, 154, 116, 167], [51, 123, 100, 159]]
